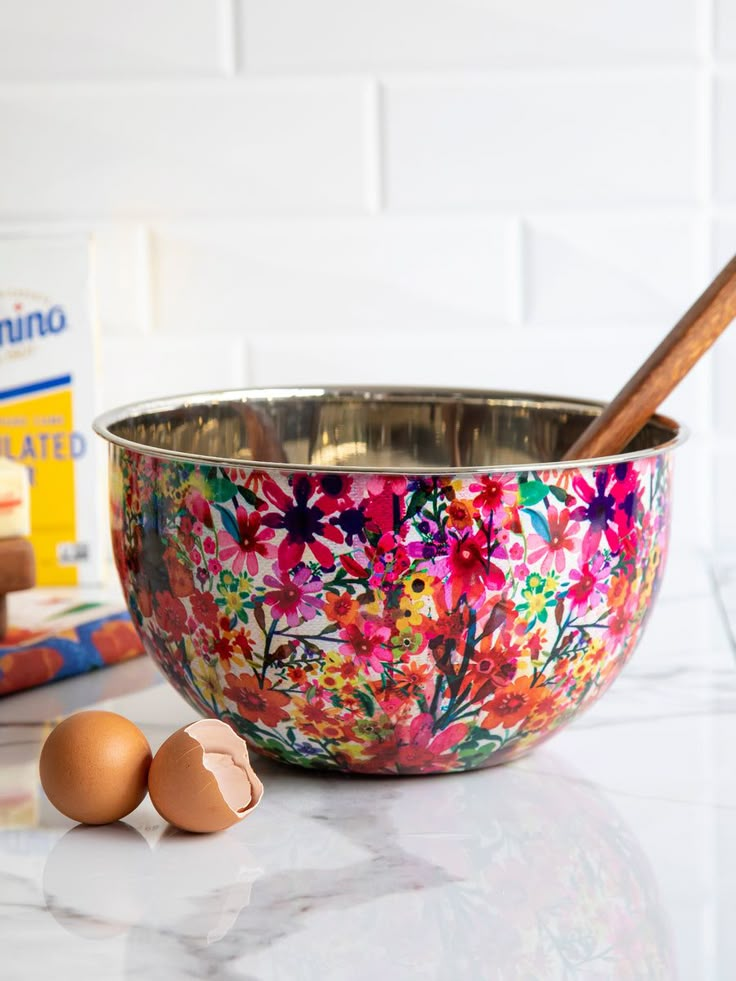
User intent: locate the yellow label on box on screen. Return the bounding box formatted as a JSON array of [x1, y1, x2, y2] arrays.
[[0, 381, 78, 584], [0, 236, 101, 585]]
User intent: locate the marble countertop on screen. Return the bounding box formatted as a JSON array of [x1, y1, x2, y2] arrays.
[[1, 550, 734, 980]]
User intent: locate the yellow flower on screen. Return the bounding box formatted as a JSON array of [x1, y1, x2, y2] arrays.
[[527, 573, 543, 591], [191, 659, 225, 711], [522, 590, 547, 616], [404, 573, 434, 599], [399, 595, 424, 626], [221, 592, 246, 616]]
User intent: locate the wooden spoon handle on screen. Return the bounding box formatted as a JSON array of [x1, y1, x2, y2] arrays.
[[563, 253, 736, 461]]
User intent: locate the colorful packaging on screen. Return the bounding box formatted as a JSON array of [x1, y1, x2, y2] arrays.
[[0, 236, 101, 585], [0, 587, 144, 696]]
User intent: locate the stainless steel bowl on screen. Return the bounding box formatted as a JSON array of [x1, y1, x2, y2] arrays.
[[95, 388, 682, 775]]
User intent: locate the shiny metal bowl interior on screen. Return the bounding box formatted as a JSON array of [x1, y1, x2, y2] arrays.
[[94, 387, 682, 474]]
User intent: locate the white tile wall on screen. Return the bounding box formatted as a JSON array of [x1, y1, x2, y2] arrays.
[[0, 81, 368, 218], [241, 0, 699, 71], [715, 74, 736, 203], [524, 216, 705, 327], [0, 1, 733, 550], [384, 75, 699, 209], [151, 218, 517, 336], [0, 1, 232, 79], [99, 335, 246, 411], [716, 0, 736, 57]]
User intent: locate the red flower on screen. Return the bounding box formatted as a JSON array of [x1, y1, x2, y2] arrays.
[[469, 474, 517, 515], [154, 591, 188, 641], [362, 713, 468, 773], [190, 590, 220, 629], [222, 672, 290, 727], [438, 530, 506, 607]]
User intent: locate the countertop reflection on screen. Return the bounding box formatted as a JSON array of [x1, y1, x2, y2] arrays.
[[2, 550, 736, 980]]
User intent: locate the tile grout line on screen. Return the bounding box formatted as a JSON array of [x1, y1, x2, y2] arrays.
[[365, 79, 383, 214]]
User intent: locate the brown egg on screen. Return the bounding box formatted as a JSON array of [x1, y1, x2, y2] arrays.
[[39, 711, 152, 825], [148, 719, 263, 833]]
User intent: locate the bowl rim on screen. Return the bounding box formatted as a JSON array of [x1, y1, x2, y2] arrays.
[[92, 385, 687, 476]]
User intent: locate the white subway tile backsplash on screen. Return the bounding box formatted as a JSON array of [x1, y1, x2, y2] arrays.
[[99, 334, 247, 412], [0, 1, 230, 79], [0, 221, 150, 335], [384, 76, 699, 210], [715, 75, 736, 203], [525, 216, 703, 327], [151, 217, 516, 336], [0, 82, 368, 218], [93, 225, 152, 336], [242, 0, 698, 72], [716, 0, 736, 57]]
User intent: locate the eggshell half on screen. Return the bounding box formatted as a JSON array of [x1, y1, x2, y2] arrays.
[[148, 720, 263, 834], [39, 711, 152, 825]]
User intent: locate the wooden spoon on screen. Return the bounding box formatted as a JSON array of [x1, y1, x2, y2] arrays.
[[563, 253, 736, 461]]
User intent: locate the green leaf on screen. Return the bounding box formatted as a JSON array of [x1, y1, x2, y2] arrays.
[[406, 489, 430, 521], [239, 486, 262, 508], [355, 689, 375, 717], [549, 485, 568, 503], [209, 477, 239, 502], [518, 481, 548, 506]]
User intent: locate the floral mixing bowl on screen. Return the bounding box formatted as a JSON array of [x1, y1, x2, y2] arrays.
[[94, 388, 682, 775]]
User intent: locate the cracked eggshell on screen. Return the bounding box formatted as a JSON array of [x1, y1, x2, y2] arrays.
[[148, 719, 264, 834]]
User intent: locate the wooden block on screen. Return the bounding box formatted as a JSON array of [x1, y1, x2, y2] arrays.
[[0, 538, 36, 594]]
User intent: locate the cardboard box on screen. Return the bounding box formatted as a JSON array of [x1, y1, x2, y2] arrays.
[[0, 236, 102, 585]]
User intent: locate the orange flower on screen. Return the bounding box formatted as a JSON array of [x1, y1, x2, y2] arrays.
[[395, 659, 433, 694], [607, 573, 630, 609], [324, 591, 360, 626], [446, 498, 474, 530], [90, 619, 144, 664], [163, 546, 196, 597], [525, 688, 566, 732], [222, 672, 290, 727], [480, 675, 543, 730]]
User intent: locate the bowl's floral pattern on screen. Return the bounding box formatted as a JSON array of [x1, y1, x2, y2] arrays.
[[110, 448, 670, 774]]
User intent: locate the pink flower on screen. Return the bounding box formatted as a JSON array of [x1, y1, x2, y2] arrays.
[[217, 507, 275, 576], [208, 558, 222, 575], [339, 619, 392, 673], [395, 713, 468, 772], [263, 567, 324, 627], [189, 549, 202, 564], [203, 537, 216, 555], [367, 475, 408, 496], [186, 490, 213, 528], [526, 507, 580, 574], [567, 555, 608, 612], [509, 542, 524, 561]]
